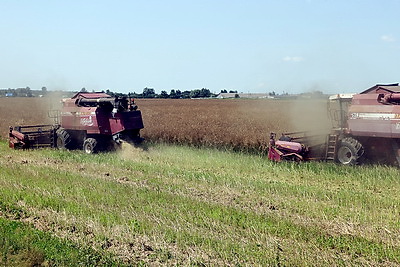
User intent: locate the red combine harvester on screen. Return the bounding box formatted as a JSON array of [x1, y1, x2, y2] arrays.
[[9, 92, 144, 153], [269, 83, 400, 166]]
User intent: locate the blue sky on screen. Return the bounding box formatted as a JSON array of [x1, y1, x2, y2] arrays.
[[1, 0, 399, 94]]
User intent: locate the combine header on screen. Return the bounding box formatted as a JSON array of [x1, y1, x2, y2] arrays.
[[9, 125, 57, 149], [9, 92, 144, 153], [268, 132, 308, 162], [269, 83, 400, 166]]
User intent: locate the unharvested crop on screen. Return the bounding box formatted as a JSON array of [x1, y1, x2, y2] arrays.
[[0, 97, 331, 152], [140, 99, 291, 153], [0, 96, 61, 138]]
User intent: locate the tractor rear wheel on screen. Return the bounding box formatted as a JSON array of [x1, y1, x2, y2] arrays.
[[83, 138, 98, 154], [336, 137, 364, 165], [56, 128, 71, 149]]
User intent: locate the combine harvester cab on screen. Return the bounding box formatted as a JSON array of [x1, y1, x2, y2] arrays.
[[9, 92, 144, 154]]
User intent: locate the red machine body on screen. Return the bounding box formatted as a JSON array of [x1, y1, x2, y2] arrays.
[[60, 93, 143, 136], [268, 133, 308, 162], [347, 93, 400, 138], [275, 140, 304, 153], [268, 83, 400, 166], [9, 92, 144, 153]]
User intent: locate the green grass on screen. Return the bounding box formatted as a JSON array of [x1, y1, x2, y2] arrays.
[[0, 216, 120, 266], [0, 140, 399, 265]]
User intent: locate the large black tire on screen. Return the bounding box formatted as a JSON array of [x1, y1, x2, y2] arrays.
[[336, 137, 365, 165], [83, 138, 98, 154], [56, 128, 71, 149]]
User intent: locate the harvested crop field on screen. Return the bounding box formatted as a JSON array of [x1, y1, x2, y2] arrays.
[[1, 141, 399, 265], [0, 97, 330, 152]]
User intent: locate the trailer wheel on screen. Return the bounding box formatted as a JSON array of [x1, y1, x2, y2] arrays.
[[83, 138, 98, 154], [56, 129, 71, 149], [336, 137, 364, 165]]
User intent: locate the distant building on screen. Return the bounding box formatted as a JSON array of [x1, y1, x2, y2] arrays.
[[360, 83, 400, 94]]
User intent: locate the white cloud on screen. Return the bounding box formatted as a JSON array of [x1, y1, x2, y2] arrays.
[[381, 34, 395, 42], [283, 56, 304, 62]]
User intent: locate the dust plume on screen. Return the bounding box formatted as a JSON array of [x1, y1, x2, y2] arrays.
[[288, 98, 331, 133], [286, 96, 332, 158], [117, 142, 146, 161], [42, 91, 65, 124]]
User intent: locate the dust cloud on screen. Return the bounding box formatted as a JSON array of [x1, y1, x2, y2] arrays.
[[286, 97, 332, 156], [117, 142, 146, 161], [42, 91, 65, 124], [288, 98, 331, 133]]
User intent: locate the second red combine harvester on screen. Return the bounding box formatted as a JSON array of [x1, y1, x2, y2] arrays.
[[9, 92, 144, 153], [268, 83, 400, 166]]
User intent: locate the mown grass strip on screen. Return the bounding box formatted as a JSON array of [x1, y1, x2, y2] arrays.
[[1, 159, 399, 265], [0, 217, 122, 266], [0, 140, 399, 265]]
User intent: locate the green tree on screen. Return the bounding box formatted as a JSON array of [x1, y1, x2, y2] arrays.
[[130, 91, 141, 98], [170, 89, 183, 99], [200, 88, 211, 98], [190, 89, 201, 98], [106, 89, 115, 96], [169, 89, 177, 99], [175, 90, 182, 99], [181, 90, 191, 99], [160, 90, 169, 98], [143, 87, 155, 98], [25, 87, 33, 97]]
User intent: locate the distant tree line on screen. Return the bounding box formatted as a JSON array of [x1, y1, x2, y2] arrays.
[[105, 87, 215, 99], [1, 86, 241, 99], [0, 87, 47, 97], [220, 89, 238, 93]]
